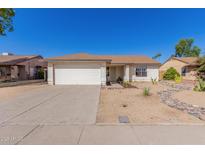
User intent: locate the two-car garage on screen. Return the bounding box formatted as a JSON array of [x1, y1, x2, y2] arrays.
[[54, 62, 102, 85], [47, 61, 107, 85]]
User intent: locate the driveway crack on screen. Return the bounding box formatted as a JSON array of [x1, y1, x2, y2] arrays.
[[77, 126, 85, 144], [15, 125, 40, 145]]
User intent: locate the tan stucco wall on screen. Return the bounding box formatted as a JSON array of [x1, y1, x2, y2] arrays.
[[159, 58, 186, 74], [107, 66, 124, 82], [159, 58, 197, 80]]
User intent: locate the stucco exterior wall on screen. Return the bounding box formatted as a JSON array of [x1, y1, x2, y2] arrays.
[[48, 61, 159, 85], [130, 64, 159, 81], [159, 58, 198, 80], [159, 58, 186, 75], [108, 66, 124, 82], [109, 67, 116, 82], [116, 66, 124, 80]]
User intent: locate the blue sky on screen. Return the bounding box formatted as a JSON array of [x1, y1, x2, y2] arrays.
[[0, 9, 205, 63]]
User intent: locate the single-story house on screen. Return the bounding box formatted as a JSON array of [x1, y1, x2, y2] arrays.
[[159, 57, 199, 80], [0, 53, 47, 82], [47, 53, 160, 85]]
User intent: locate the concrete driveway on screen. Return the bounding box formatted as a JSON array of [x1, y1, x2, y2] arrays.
[[0, 85, 100, 125], [1, 84, 205, 144]]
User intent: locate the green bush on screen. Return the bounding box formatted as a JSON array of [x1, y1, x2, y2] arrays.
[[193, 78, 205, 92], [143, 87, 150, 96], [37, 68, 44, 79], [174, 74, 182, 84], [163, 67, 180, 80]]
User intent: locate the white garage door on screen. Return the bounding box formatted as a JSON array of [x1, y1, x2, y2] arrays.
[[54, 63, 101, 85]]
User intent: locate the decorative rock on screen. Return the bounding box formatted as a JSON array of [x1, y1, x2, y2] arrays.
[[199, 114, 205, 121], [158, 81, 205, 121]]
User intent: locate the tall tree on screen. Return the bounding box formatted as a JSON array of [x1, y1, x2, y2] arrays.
[[0, 8, 15, 36], [152, 53, 162, 60], [175, 38, 201, 57]]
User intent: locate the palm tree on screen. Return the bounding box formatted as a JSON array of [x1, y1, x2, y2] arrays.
[[152, 53, 162, 60]]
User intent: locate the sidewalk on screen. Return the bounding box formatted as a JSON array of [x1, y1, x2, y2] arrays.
[[1, 124, 205, 145]]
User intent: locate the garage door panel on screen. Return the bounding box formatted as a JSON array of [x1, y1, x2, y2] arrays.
[[55, 64, 101, 85], [55, 63, 101, 69]]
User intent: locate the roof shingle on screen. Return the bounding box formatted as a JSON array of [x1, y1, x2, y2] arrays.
[[172, 57, 199, 65], [0, 55, 41, 65], [47, 53, 160, 64]]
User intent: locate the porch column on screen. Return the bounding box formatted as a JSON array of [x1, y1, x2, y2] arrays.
[[124, 65, 130, 82], [47, 63, 54, 85], [101, 63, 106, 85]]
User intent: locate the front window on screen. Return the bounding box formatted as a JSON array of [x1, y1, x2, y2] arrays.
[[136, 66, 147, 77]]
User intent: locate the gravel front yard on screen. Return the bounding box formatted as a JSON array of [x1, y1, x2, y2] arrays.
[[172, 90, 205, 108], [97, 82, 204, 124]]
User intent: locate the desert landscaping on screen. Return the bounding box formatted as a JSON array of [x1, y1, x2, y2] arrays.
[[97, 81, 205, 124], [173, 90, 205, 108]]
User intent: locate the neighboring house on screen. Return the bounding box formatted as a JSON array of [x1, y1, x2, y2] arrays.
[[159, 57, 199, 80], [47, 53, 160, 85], [0, 53, 47, 82]]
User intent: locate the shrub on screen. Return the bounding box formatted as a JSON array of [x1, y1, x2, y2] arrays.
[[163, 67, 180, 80], [151, 78, 157, 85], [174, 74, 182, 84], [37, 68, 44, 79], [122, 81, 130, 88], [143, 87, 150, 96], [193, 78, 205, 92], [197, 56, 205, 80], [122, 81, 136, 88]]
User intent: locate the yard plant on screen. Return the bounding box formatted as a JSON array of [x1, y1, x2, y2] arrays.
[[163, 67, 180, 80], [143, 87, 150, 96], [151, 78, 157, 85], [194, 78, 205, 92], [197, 56, 205, 79], [174, 74, 182, 84], [122, 81, 136, 88], [122, 81, 130, 88], [37, 68, 44, 79]]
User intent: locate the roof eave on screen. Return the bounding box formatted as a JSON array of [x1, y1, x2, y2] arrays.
[[47, 59, 112, 62], [111, 62, 161, 65]]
